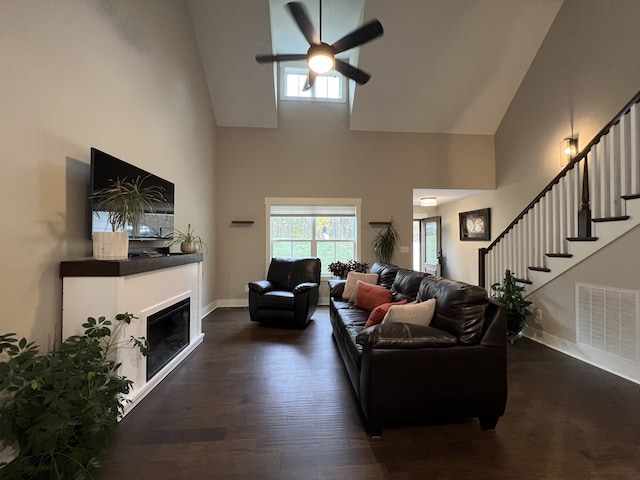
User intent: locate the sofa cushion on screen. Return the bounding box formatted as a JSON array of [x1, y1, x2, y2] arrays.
[[391, 269, 430, 302], [357, 322, 457, 349], [328, 279, 346, 298], [418, 275, 488, 345], [258, 290, 295, 309], [354, 282, 393, 312], [365, 299, 408, 328], [370, 262, 400, 290], [382, 298, 436, 327], [343, 272, 378, 300]]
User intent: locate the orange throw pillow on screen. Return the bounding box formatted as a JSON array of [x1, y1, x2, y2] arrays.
[[354, 282, 393, 312], [364, 299, 408, 328]]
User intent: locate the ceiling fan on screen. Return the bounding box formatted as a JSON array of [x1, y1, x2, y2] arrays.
[[255, 1, 383, 88]]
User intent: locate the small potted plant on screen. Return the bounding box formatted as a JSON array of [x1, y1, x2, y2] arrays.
[[372, 220, 399, 264], [491, 269, 533, 342], [168, 224, 207, 254], [328, 260, 369, 278], [89, 176, 167, 260]]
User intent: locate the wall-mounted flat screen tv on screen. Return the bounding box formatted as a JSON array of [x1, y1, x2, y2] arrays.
[[90, 147, 175, 240]]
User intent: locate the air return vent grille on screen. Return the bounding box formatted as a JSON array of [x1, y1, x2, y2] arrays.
[[576, 283, 640, 363]]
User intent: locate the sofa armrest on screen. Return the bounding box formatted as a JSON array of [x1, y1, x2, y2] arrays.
[[328, 279, 346, 298], [293, 282, 319, 294], [356, 323, 457, 349], [248, 280, 275, 294]]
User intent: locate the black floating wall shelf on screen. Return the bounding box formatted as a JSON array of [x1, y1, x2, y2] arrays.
[[369, 221, 392, 226], [230, 221, 254, 226]]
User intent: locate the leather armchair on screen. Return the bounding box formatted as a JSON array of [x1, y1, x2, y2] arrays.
[[248, 257, 321, 328]]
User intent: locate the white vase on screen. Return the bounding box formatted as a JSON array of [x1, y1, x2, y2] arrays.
[[93, 232, 129, 260]]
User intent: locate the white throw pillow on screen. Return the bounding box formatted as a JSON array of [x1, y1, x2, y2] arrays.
[[382, 298, 436, 326], [342, 272, 379, 301]]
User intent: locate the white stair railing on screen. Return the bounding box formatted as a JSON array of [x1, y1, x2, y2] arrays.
[[480, 91, 640, 290]]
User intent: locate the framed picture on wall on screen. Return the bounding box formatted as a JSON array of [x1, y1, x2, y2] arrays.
[[459, 208, 490, 241]]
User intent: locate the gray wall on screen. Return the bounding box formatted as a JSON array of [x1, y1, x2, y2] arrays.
[[214, 100, 495, 303], [436, 0, 640, 380], [0, 0, 217, 348]]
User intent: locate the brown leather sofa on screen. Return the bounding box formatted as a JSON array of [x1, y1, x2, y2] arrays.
[[329, 262, 507, 435]]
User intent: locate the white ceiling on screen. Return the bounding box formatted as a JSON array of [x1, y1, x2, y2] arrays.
[[187, 0, 564, 202]]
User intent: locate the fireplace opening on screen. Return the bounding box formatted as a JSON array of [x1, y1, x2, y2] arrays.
[[146, 297, 190, 381]]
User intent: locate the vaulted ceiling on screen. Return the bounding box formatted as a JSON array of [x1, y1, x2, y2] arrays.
[[188, 0, 563, 135]]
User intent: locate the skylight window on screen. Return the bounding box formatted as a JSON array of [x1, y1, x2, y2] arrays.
[[281, 67, 345, 102]]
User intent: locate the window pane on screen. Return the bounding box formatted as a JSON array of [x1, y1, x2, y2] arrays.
[[292, 241, 311, 257], [273, 241, 292, 257], [315, 76, 328, 98], [291, 217, 312, 239], [327, 75, 340, 99], [269, 209, 357, 267], [283, 67, 344, 102], [316, 217, 354, 240]]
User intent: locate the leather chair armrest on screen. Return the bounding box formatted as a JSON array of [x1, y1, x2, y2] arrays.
[[328, 279, 346, 298], [356, 323, 457, 349], [248, 280, 275, 294], [293, 282, 319, 294]]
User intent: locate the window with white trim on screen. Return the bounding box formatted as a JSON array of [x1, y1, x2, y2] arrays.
[[281, 66, 345, 102], [266, 199, 361, 276]]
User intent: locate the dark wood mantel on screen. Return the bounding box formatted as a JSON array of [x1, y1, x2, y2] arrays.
[[60, 253, 203, 277]]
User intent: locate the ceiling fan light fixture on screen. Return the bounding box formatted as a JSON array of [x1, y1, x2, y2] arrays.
[[308, 44, 334, 73]]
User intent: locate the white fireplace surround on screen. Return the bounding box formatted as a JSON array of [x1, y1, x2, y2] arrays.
[[61, 259, 203, 416]]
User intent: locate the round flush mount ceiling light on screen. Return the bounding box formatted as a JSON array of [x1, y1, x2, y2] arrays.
[[420, 197, 438, 207]]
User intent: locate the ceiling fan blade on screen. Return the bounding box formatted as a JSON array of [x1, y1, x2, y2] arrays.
[[255, 53, 307, 64], [331, 19, 384, 54], [334, 59, 371, 85], [303, 70, 317, 91], [286, 2, 320, 45]]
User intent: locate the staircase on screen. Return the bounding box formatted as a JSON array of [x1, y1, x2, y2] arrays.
[[480, 90, 640, 293]]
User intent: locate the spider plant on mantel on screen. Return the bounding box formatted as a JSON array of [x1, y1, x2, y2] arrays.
[[168, 224, 208, 254], [89, 176, 167, 260]]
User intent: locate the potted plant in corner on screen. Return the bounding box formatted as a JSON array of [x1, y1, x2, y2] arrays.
[[0, 313, 148, 479], [491, 269, 533, 343], [372, 220, 399, 264], [89, 176, 167, 260], [168, 224, 207, 254]]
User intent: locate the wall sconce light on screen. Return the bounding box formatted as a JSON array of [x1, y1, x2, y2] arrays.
[[420, 197, 437, 207], [561, 136, 579, 166]]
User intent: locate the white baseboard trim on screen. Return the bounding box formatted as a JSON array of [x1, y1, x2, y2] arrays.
[[523, 327, 640, 385], [201, 301, 217, 318], [208, 297, 331, 311]]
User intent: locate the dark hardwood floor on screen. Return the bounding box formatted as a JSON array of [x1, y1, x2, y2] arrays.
[[97, 307, 640, 479]]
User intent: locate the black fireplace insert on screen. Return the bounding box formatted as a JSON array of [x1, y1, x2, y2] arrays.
[[146, 297, 190, 380]]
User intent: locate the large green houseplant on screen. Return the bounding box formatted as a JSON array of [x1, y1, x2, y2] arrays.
[[491, 269, 533, 342], [372, 220, 399, 264], [0, 313, 147, 480], [89, 176, 167, 260]]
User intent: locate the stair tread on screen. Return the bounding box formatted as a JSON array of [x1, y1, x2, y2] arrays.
[[513, 277, 532, 285], [567, 236, 599, 241], [528, 266, 551, 272], [622, 193, 640, 200], [592, 215, 630, 222], [546, 253, 573, 258]]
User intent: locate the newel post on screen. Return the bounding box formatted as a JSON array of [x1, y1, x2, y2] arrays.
[[577, 156, 592, 237], [478, 247, 488, 288]]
